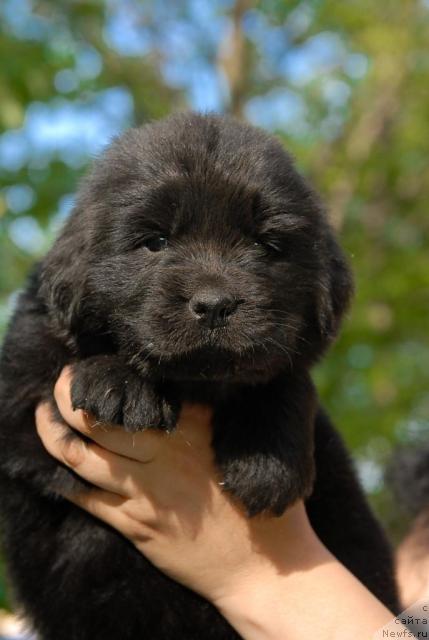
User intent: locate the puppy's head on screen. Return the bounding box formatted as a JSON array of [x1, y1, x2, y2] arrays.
[[41, 113, 353, 382]]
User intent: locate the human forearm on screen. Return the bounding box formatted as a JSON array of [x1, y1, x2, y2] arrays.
[[215, 524, 394, 640]]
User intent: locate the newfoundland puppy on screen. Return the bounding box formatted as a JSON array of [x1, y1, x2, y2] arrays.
[[0, 113, 397, 639]]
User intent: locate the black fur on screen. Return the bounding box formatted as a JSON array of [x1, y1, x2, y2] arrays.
[[0, 112, 397, 638]]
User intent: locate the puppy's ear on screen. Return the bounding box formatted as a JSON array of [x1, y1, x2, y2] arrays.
[[317, 229, 354, 343], [39, 208, 91, 338]]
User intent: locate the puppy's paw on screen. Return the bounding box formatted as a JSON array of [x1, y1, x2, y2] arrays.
[[213, 371, 317, 517], [218, 454, 315, 517], [70, 355, 178, 431]]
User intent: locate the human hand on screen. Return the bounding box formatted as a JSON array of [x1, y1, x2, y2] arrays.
[[35, 367, 314, 609], [36, 367, 396, 640]]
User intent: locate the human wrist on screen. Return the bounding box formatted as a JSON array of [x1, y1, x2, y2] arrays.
[[214, 525, 330, 640], [210, 504, 328, 618]]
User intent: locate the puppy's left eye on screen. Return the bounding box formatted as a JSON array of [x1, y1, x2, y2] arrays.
[[145, 236, 169, 252], [254, 240, 283, 254]]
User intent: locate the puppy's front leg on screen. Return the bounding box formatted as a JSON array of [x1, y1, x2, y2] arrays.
[[212, 371, 317, 516], [70, 355, 178, 431]]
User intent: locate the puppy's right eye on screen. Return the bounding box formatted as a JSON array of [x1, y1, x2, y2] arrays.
[[144, 236, 169, 252]]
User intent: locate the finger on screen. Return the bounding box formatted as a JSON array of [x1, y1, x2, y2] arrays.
[[36, 403, 145, 497], [70, 490, 153, 545], [54, 366, 92, 431], [54, 367, 164, 461]]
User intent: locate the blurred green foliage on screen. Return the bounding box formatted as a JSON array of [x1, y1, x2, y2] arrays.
[[0, 0, 428, 611]]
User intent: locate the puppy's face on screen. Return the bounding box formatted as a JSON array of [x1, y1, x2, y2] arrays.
[[42, 114, 353, 383]]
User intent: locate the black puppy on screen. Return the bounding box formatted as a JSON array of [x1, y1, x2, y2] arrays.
[[0, 113, 397, 639]]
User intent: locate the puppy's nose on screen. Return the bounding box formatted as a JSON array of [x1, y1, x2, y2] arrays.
[[189, 290, 238, 328]]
